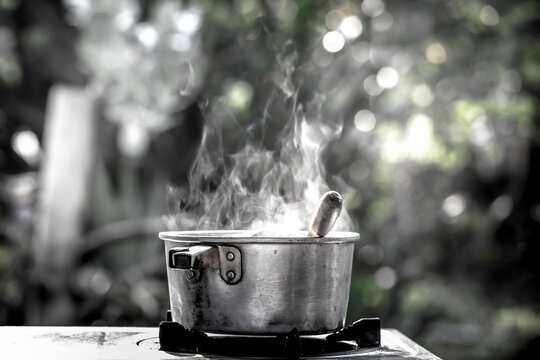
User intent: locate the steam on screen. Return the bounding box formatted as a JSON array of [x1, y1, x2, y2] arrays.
[[166, 45, 354, 234]]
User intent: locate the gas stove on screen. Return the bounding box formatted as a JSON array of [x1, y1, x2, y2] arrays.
[[0, 322, 441, 359]]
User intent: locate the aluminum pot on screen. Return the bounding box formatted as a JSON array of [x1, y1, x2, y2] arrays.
[[159, 230, 359, 335]]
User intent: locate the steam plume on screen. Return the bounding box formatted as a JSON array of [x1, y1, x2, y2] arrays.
[[166, 45, 354, 234]]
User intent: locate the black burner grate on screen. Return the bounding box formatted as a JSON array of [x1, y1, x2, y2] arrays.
[[158, 312, 380, 359]]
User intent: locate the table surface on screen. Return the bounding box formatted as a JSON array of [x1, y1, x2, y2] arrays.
[[0, 326, 442, 359]]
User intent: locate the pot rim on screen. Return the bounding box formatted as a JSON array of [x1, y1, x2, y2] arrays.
[[159, 230, 359, 244]]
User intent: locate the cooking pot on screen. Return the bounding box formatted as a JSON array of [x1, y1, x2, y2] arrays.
[[159, 230, 359, 335]]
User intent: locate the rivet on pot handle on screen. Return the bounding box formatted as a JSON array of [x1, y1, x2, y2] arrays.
[[217, 246, 242, 284]]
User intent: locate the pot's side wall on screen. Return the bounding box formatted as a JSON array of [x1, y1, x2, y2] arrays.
[[164, 240, 354, 335]]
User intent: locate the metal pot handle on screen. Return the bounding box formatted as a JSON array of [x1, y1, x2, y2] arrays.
[[168, 245, 242, 284], [168, 245, 213, 270]]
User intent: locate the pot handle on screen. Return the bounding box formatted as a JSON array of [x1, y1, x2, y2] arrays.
[[168, 245, 213, 270], [167, 245, 242, 285]]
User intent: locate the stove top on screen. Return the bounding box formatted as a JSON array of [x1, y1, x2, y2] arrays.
[[0, 326, 441, 359]]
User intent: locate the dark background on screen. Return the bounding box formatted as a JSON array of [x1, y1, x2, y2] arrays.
[[1, 1, 540, 359]]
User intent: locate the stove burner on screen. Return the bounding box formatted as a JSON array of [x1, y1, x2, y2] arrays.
[[327, 318, 381, 347], [159, 312, 380, 359]]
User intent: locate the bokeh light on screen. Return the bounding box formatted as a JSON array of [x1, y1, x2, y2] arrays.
[[426, 42, 447, 64], [406, 114, 434, 161], [479, 5, 500, 27], [322, 31, 345, 53], [489, 195, 513, 221], [376, 66, 399, 89], [354, 110, 377, 132], [374, 266, 397, 290], [361, 0, 385, 17], [117, 122, 150, 159], [339, 16, 363, 40], [226, 80, 254, 111], [411, 84, 434, 107], [172, 9, 202, 35], [11, 130, 40, 165], [363, 74, 384, 96], [134, 23, 159, 49], [442, 194, 466, 218]]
